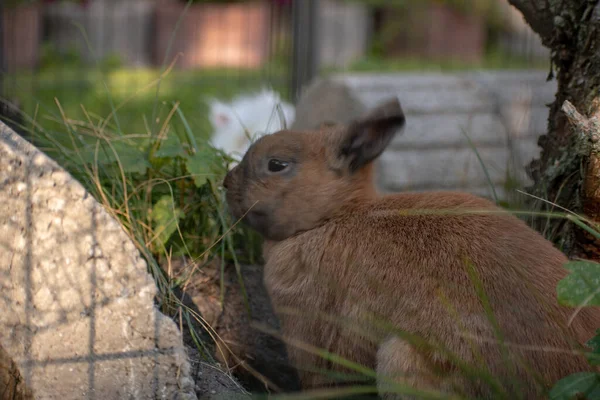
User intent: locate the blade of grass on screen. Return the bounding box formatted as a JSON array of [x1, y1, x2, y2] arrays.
[[253, 323, 468, 400], [174, 104, 199, 153], [72, 21, 123, 135], [151, 0, 194, 136], [459, 126, 499, 204], [209, 179, 251, 316]]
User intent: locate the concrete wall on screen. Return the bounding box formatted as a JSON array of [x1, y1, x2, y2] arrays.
[[292, 70, 556, 202]]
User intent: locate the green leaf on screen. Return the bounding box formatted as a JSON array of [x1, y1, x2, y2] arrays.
[[550, 372, 600, 400], [80, 140, 150, 175], [174, 105, 199, 153], [185, 153, 211, 188], [185, 146, 226, 188], [586, 330, 600, 366], [153, 133, 186, 159], [557, 261, 600, 308], [150, 196, 184, 249]]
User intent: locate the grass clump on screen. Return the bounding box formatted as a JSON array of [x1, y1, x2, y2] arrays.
[[2, 55, 265, 371]]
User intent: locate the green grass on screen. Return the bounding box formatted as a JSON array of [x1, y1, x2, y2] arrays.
[[2, 43, 546, 148], [3, 63, 288, 147], [325, 46, 549, 74]]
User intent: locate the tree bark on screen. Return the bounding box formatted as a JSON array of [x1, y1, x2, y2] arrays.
[[508, 0, 600, 259]]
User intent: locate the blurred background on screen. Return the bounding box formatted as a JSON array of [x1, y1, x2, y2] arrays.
[[0, 0, 549, 138]]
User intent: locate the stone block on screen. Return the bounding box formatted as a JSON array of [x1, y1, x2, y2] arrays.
[[377, 138, 541, 192], [0, 123, 197, 400], [334, 73, 494, 114], [392, 113, 508, 149]]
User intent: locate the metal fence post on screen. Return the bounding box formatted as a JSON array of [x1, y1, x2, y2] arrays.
[[290, 0, 319, 103]]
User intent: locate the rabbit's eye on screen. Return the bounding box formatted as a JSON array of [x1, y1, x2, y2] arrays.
[[268, 159, 289, 172]]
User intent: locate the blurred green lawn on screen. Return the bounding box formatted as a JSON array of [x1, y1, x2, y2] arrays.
[[344, 50, 549, 73], [3, 46, 547, 146], [4, 65, 287, 145]]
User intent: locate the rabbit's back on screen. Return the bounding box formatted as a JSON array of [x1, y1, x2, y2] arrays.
[[263, 191, 598, 395]]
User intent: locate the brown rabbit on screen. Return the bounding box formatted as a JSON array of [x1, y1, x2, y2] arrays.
[[223, 98, 600, 399]]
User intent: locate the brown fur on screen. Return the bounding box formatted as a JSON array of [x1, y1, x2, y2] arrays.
[[223, 98, 600, 399]]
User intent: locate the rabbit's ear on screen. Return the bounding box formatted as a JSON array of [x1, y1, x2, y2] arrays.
[[339, 98, 405, 173]]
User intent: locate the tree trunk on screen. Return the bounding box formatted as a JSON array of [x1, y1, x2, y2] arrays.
[[508, 0, 600, 259]]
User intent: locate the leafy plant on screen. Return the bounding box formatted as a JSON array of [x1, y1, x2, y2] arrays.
[[6, 60, 264, 371], [550, 371, 600, 400], [551, 259, 600, 399], [35, 97, 260, 265], [557, 261, 600, 308]]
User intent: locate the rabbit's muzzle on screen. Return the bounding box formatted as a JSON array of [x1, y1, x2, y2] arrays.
[[223, 166, 279, 239], [223, 166, 253, 222], [223, 167, 242, 219]]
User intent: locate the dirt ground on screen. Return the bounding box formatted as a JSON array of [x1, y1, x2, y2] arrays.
[[169, 257, 387, 399], [168, 257, 301, 397], [0, 344, 34, 400]]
